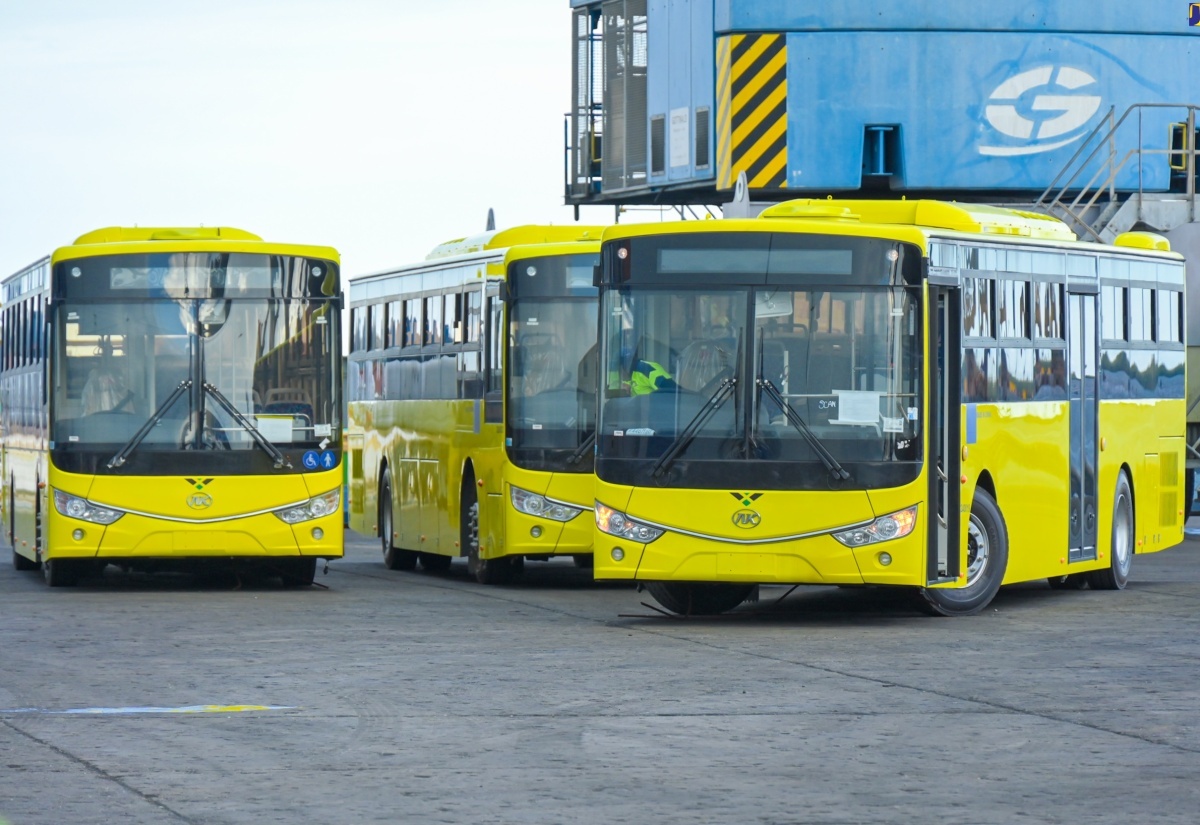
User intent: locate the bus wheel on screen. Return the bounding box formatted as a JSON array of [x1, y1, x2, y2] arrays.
[[280, 558, 317, 587], [463, 492, 520, 585], [43, 557, 79, 588], [379, 469, 417, 571], [1047, 573, 1088, 590], [645, 583, 755, 616], [918, 488, 1008, 616], [572, 554, 594, 569], [1087, 472, 1133, 591]]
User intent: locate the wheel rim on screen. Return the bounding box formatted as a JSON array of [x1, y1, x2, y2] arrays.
[[1113, 490, 1132, 575], [965, 512, 991, 587]]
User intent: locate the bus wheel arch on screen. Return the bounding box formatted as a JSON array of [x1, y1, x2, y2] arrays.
[[974, 470, 997, 504], [461, 468, 520, 585], [1087, 469, 1133, 591], [917, 485, 1008, 617], [379, 464, 417, 571]]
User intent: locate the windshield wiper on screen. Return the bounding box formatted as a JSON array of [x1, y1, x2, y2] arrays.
[[650, 377, 737, 479], [107, 380, 192, 469], [757, 378, 851, 482], [202, 382, 293, 469], [566, 430, 596, 466]]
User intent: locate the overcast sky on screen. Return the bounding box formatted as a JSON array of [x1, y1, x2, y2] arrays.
[[0, 0, 631, 280]]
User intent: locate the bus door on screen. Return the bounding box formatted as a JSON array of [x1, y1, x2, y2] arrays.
[[927, 284, 962, 584], [1067, 291, 1098, 561]]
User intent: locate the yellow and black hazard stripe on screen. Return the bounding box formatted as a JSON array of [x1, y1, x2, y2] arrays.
[[717, 33, 788, 190]]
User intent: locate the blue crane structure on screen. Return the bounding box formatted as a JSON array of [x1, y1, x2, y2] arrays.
[[564, 0, 1200, 497], [567, 1, 1198, 207]]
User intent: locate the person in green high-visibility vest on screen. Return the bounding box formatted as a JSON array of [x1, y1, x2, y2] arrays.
[[626, 358, 675, 395]]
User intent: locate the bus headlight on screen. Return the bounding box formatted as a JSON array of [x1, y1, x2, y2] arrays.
[[53, 490, 124, 525], [832, 505, 917, 547], [274, 490, 340, 524], [510, 487, 583, 522], [594, 502, 663, 543]]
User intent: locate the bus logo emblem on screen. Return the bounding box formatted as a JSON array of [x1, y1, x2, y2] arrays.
[[187, 493, 213, 510], [730, 491, 762, 507], [732, 509, 761, 529]]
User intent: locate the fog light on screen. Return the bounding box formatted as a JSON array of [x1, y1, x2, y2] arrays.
[[878, 551, 892, 566], [530, 526, 543, 538], [72, 529, 84, 541], [611, 547, 625, 562], [312, 527, 324, 541]]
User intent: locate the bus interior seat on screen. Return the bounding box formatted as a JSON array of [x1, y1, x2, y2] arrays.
[[516, 343, 570, 395], [675, 338, 736, 392], [263, 388, 313, 424], [264, 388, 311, 406], [806, 334, 851, 395]]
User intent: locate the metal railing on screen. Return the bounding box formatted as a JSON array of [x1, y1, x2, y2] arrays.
[[1036, 103, 1198, 241]]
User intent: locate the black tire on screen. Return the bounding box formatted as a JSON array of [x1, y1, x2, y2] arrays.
[[280, 558, 317, 587], [645, 582, 756, 616], [918, 487, 1008, 616], [1186, 469, 1195, 519], [1047, 573, 1088, 590], [463, 488, 521, 584], [572, 554, 594, 569], [379, 469, 417, 571], [1087, 472, 1133, 591], [43, 557, 79, 588]]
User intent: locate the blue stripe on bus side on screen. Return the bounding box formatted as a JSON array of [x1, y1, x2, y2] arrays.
[[966, 404, 977, 444]]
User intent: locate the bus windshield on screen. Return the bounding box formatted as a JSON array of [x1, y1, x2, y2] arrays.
[[596, 284, 922, 490], [506, 296, 598, 471], [52, 294, 338, 475]]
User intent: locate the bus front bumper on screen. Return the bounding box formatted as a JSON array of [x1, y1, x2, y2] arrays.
[[47, 510, 344, 561], [593, 528, 926, 587], [503, 505, 592, 558]]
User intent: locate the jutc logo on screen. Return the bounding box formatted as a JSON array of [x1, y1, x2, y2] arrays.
[[980, 65, 1102, 157]]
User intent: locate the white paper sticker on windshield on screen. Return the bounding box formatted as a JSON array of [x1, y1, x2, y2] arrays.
[[255, 415, 293, 443], [314, 424, 332, 437], [882, 417, 904, 433], [834, 390, 881, 424]]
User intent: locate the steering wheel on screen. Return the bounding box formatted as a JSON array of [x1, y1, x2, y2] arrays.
[[179, 415, 231, 450]]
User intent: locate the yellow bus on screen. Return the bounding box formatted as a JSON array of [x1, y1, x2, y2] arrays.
[[2, 227, 344, 587], [347, 226, 603, 583], [592, 200, 1186, 615]]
